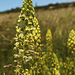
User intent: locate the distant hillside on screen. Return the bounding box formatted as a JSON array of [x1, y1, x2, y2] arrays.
[[35, 2, 75, 10], [0, 2, 75, 14], [0, 7, 21, 14]]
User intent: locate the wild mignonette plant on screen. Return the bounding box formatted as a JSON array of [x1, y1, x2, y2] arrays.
[[62, 30, 75, 75], [13, 0, 43, 74], [64, 30, 75, 75], [46, 29, 53, 52], [45, 29, 60, 75], [67, 30, 75, 57]]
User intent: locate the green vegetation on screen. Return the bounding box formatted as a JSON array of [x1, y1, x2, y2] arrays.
[[0, 0, 75, 75]]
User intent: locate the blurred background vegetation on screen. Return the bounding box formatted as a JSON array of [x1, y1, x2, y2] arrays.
[[0, 2, 75, 75]]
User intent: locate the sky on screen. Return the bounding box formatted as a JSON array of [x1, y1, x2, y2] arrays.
[[0, 0, 75, 12]]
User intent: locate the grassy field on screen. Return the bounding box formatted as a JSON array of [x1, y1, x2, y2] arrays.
[[0, 6, 75, 74]]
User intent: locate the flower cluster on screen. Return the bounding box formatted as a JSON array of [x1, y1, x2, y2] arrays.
[[46, 29, 53, 52], [43, 29, 60, 74], [63, 30, 75, 75], [63, 57, 74, 75], [53, 68, 60, 75], [13, 0, 42, 74], [67, 30, 75, 56]]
